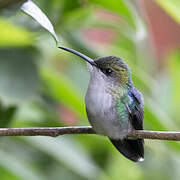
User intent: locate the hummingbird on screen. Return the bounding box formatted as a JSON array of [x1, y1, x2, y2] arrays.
[[59, 46, 144, 162]]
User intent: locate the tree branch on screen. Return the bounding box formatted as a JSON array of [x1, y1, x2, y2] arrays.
[[0, 126, 180, 141]]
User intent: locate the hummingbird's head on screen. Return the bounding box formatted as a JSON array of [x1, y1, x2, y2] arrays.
[[58, 46, 132, 88], [93, 56, 132, 87]]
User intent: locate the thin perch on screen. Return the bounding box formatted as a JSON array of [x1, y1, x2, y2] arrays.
[[0, 126, 180, 141]]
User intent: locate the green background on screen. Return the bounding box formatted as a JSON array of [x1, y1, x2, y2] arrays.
[[0, 0, 180, 179]]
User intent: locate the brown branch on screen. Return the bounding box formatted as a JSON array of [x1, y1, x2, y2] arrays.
[[0, 126, 180, 141]]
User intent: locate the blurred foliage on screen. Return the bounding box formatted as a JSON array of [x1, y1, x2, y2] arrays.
[[156, 0, 180, 25], [0, 18, 33, 47], [0, 0, 180, 180]]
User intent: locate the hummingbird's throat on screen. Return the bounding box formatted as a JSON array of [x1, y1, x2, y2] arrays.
[[106, 85, 128, 99]]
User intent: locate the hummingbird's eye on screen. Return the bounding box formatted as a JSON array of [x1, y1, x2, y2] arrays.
[[105, 68, 113, 75]]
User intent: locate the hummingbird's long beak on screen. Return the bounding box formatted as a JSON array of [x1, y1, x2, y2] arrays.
[[58, 46, 97, 66]]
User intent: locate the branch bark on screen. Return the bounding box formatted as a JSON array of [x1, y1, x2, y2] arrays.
[[0, 126, 180, 141]]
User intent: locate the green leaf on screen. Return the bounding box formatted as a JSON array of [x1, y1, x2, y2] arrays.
[[40, 67, 86, 119], [0, 104, 16, 127], [145, 98, 180, 151], [26, 136, 101, 179], [0, 150, 45, 180], [90, 0, 135, 28], [156, 0, 180, 25], [0, 0, 25, 10], [168, 51, 180, 110], [21, 0, 59, 44], [100, 154, 143, 180], [0, 48, 39, 105], [0, 18, 33, 47]]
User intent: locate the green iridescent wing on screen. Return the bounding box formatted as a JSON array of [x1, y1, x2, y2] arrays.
[[110, 87, 144, 162], [116, 87, 144, 130], [127, 87, 144, 130]]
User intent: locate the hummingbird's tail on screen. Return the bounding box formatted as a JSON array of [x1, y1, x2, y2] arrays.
[[110, 138, 144, 162]]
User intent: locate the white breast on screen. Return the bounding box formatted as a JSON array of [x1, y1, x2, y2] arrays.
[[85, 67, 130, 139]]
